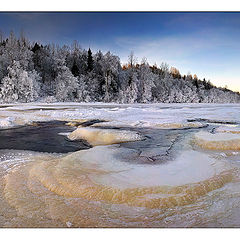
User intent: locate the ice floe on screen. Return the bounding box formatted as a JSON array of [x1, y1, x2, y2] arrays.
[[215, 125, 240, 134], [194, 131, 240, 150], [68, 127, 145, 146]]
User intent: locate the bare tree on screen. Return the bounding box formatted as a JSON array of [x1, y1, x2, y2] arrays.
[[128, 51, 137, 68]]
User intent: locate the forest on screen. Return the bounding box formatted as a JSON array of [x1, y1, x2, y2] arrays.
[[0, 31, 239, 104]]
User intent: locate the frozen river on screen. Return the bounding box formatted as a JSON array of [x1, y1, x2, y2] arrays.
[[0, 103, 240, 227]]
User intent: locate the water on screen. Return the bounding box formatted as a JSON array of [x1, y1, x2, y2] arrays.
[[0, 121, 90, 153]]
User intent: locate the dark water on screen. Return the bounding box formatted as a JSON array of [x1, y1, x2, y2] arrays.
[[0, 121, 90, 153], [0, 118, 210, 158]]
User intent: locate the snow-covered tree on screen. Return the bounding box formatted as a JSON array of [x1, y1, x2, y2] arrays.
[[0, 61, 40, 103], [98, 51, 121, 102], [119, 69, 139, 103], [0, 31, 239, 104], [55, 65, 79, 102], [138, 58, 155, 103]]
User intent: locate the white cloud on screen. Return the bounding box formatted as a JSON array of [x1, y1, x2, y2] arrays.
[[113, 30, 240, 92]]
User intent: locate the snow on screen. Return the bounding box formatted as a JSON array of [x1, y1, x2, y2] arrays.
[[1, 30, 240, 227], [1, 102, 239, 130]]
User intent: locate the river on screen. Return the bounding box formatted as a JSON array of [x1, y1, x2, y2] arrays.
[[0, 103, 239, 227]]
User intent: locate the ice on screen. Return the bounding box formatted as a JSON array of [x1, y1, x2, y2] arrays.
[[0, 145, 233, 225], [0, 103, 240, 227], [1, 102, 240, 130], [28, 146, 234, 210], [150, 122, 205, 129], [66, 221, 72, 227], [92, 121, 206, 129], [0, 117, 15, 129], [82, 147, 232, 188], [216, 125, 240, 134], [58, 132, 71, 137], [91, 121, 131, 128], [68, 127, 145, 146], [194, 131, 240, 150]]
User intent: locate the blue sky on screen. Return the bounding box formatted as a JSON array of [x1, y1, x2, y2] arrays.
[[0, 12, 240, 92]]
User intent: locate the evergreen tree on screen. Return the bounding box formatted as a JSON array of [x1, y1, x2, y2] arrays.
[[87, 48, 93, 72], [71, 60, 80, 77]]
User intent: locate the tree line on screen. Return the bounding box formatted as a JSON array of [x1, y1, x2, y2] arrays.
[[0, 31, 239, 103]]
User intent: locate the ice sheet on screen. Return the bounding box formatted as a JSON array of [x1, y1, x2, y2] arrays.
[[1, 102, 239, 130], [26, 146, 235, 210]]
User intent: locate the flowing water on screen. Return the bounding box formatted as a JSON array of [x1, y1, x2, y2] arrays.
[[0, 104, 240, 228]]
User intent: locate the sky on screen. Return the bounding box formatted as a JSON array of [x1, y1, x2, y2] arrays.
[[0, 12, 240, 92]]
